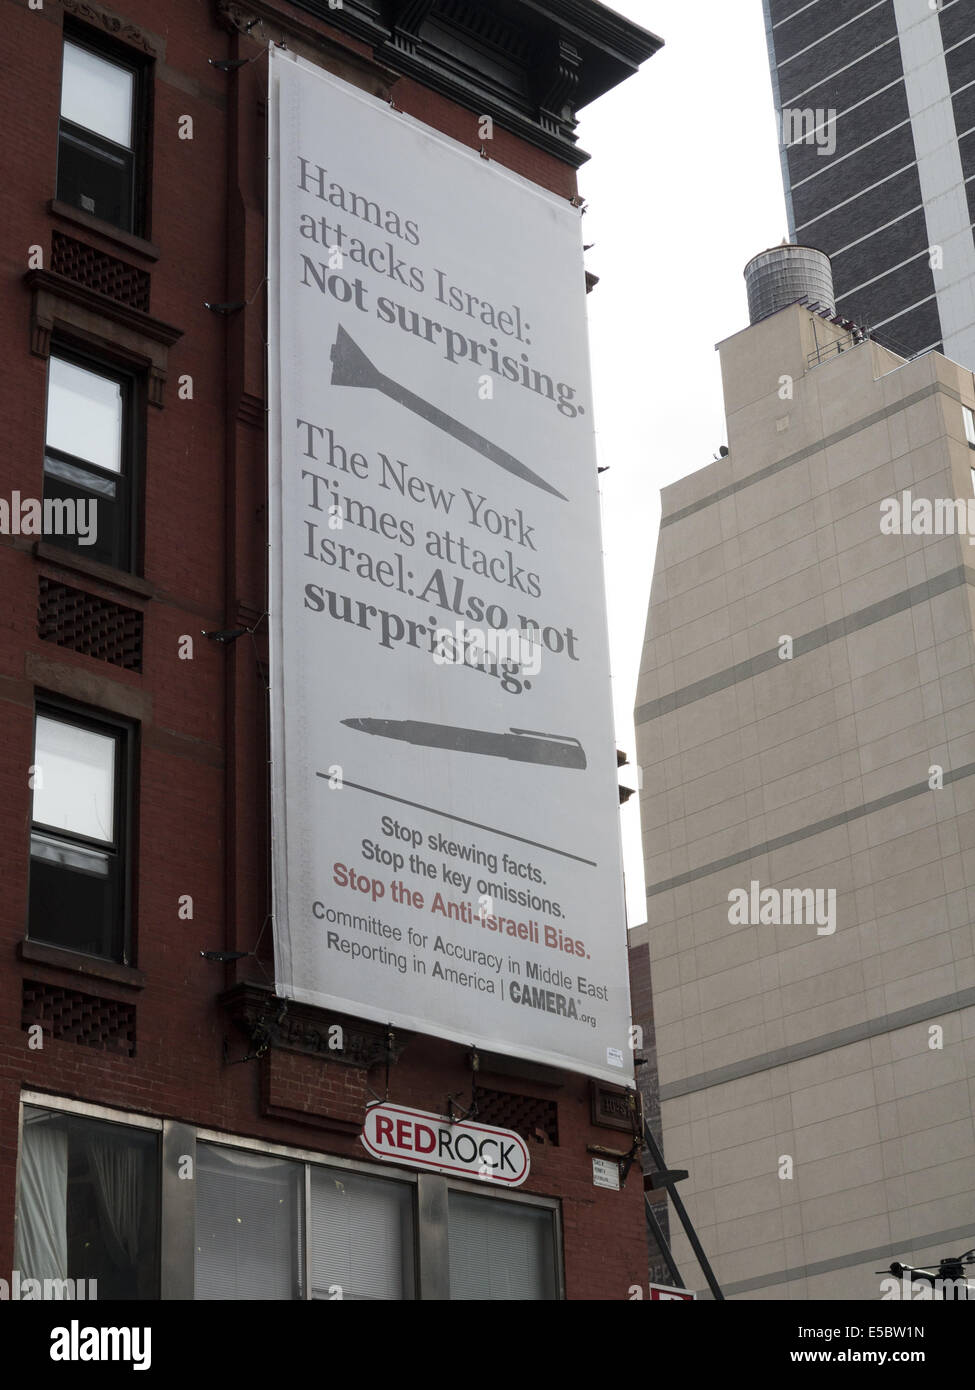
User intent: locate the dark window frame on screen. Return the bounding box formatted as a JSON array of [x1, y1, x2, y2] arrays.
[[28, 693, 138, 967], [16, 1101, 161, 1301], [42, 338, 146, 576], [56, 20, 153, 238]]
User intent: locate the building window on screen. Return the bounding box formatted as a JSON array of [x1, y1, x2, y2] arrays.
[[43, 350, 137, 572], [15, 1105, 159, 1299], [28, 702, 132, 963], [194, 1146, 417, 1301], [309, 1165, 415, 1300], [193, 1138, 560, 1301], [447, 1189, 558, 1299], [964, 406, 975, 448], [57, 34, 146, 234], [15, 1110, 562, 1301], [195, 1147, 305, 1300]]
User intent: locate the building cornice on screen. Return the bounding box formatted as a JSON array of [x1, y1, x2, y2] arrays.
[[217, 0, 662, 167]]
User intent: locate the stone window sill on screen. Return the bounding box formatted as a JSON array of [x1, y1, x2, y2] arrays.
[[49, 199, 159, 262], [18, 938, 146, 990], [33, 542, 155, 602]]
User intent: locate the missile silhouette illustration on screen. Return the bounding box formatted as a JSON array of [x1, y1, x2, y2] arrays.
[[341, 717, 587, 769], [329, 324, 567, 501]]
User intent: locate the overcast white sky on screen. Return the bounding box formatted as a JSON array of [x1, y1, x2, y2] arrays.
[[576, 1, 789, 926]]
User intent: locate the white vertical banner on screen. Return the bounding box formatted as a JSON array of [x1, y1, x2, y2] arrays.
[[268, 49, 633, 1085]]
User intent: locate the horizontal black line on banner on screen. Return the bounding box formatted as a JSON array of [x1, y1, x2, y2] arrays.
[[317, 775, 598, 867]]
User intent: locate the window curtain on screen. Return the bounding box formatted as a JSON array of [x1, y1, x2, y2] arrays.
[[15, 1112, 69, 1282], [84, 1133, 143, 1276]]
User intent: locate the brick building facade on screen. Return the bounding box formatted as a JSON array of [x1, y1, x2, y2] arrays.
[[0, 0, 660, 1301]]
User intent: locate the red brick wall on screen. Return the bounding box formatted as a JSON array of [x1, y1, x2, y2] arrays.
[[0, 0, 645, 1300]]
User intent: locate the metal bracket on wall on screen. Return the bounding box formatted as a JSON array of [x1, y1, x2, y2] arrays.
[[223, 998, 288, 1064], [364, 1027, 399, 1103], [445, 1046, 481, 1123], [585, 1139, 642, 1187]]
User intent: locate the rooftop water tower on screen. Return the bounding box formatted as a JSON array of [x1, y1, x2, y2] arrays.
[[744, 244, 835, 325]]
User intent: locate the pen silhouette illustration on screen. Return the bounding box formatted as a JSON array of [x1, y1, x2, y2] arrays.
[[329, 324, 568, 501], [341, 718, 587, 770]]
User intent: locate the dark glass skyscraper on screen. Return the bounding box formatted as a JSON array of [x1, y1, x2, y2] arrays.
[[763, 0, 975, 365]]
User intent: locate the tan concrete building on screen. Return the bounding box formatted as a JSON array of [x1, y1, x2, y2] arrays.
[[633, 268, 975, 1299]]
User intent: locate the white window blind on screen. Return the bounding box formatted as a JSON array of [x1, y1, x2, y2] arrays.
[[32, 714, 116, 843], [61, 40, 134, 148], [46, 357, 124, 474], [310, 1168, 414, 1300], [195, 1145, 302, 1300], [447, 1192, 556, 1300]]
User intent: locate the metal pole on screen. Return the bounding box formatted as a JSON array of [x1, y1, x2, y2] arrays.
[[644, 1193, 686, 1290], [644, 1121, 725, 1301]]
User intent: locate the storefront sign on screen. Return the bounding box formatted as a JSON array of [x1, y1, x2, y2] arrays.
[[361, 1102, 529, 1185]]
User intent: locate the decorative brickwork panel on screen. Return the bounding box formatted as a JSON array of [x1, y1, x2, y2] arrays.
[[267, 1048, 370, 1127], [51, 232, 150, 311], [476, 1086, 558, 1145], [38, 577, 143, 672], [22, 981, 135, 1057]]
